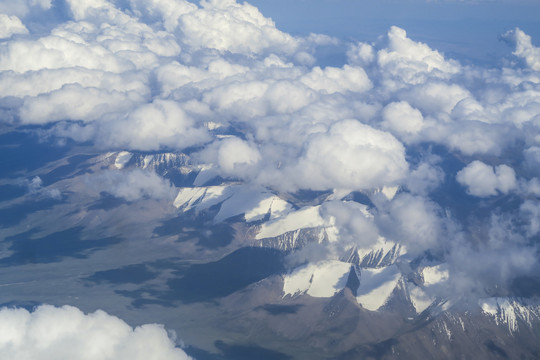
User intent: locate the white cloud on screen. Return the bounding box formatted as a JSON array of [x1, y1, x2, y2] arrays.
[[215, 137, 261, 175], [442, 121, 513, 156], [503, 28, 540, 71], [0, 305, 191, 360], [19, 84, 143, 124], [20, 176, 63, 199], [406, 162, 445, 195], [447, 213, 536, 297], [199, 137, 261, 179], [28, 176, 43, 194], [85, 168, 177, 201], [450, 97, 488, 123], [65, 0, 118, 21], [286, 119, 408, 192], [0, 68, 149, 99], [381, 26, 460, 76], [0, 32, 130, 73], [0, 14, 28, 39], [456, 160, 517, 197], [378, 193, 445, 255], [381, 101, 424, 138], [320, 200, 380, 250], [127, 0, 197, 31], [358, 26, 461, 91], [300, 65, 372, 94], [201, 77, 317, 120], [347, 42, 375, 66], [178, 0, 298, 55], [520, 200, 540, 236], [400, 82, 471, 115], [98, 99, 210, 151]]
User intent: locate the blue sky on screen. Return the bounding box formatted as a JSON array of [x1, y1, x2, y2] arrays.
[[248, 0, 540, 65]]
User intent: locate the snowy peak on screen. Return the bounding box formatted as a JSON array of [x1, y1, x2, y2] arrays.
[[282, 260, 405, 312], [256, 205, 332, 240], [112, 151, 193, 174], [421, 264, 449, 286], [257, 227, 330, 251], [174, 185, 234, 212], [283, 261, 356, 298], [479, 297, 540, 333], [114, 151, 133, 169], [356, 266, 401, 311], [346, 237, 404, 268], [174, 184, 292, 223]]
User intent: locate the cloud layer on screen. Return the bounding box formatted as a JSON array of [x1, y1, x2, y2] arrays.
[[0, 0, 537, 198]]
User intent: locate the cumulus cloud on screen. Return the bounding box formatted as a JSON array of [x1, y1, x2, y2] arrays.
[[285, 119, 408, 192], [456, 161, 517, 197], [0, 14, 28, 39], [350, 26, 460, 91], [300, 65, 372, 94], [201, 78, 317, 120], [199, 137, 261, 178], [19, 84, 142, 124], [126, 0, 197, 31], [98, 99, 210, 151], [177, 0, 298, 55], [400, 82, 471, 115], [0, 305, 191, 360], [0, 68, 149, 99], [381, 101, 424, 139], [503, 28, 540, 71], [0, 30, 130, 74]]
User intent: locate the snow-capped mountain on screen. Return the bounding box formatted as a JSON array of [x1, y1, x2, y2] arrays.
[[19, 148, 537, 359], [109, 150, 540, 341]]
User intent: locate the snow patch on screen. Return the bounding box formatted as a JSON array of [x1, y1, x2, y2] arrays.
[[193, 166, 220, 186], [283, 261, 353, 298], [256, 206, 329, 240], [214, 188, 292, 223], [174, 185, 292, 223], [244, 196, 291, 222], [114, 151, 132, 169], [407, 283, 433, 314], [381, 186, 399, 200], [422, 264, 449, 286], [356, 266, 401, 311], [174, 185, 233, 211], [440, 320, 452, 340], [479, 297, 540, 333]]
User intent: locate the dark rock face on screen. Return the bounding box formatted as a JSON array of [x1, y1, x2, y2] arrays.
[[345, 267, 360, 296]]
